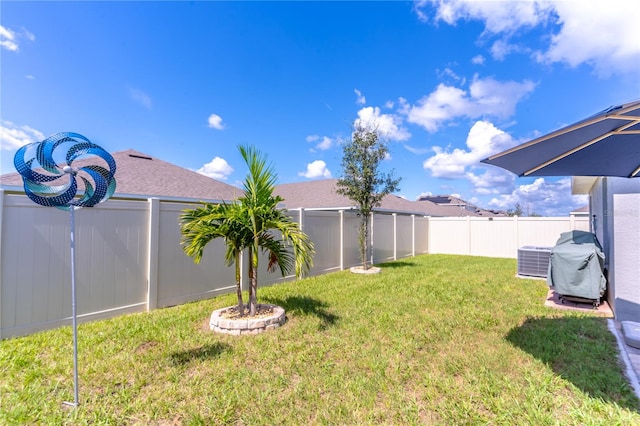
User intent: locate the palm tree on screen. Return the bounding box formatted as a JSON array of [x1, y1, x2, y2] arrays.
[[180, 201, 250, 313], [237, 145, 314, 315], [180, 145, 315, 317]]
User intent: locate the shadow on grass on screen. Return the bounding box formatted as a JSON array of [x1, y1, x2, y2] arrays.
[[376, 260, 419, 269], [170, 342, 230, 366], [262, 295, 338, 330], [506, 316, 640, 411]]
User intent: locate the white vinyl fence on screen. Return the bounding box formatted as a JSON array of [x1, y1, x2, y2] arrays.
[[0, 189, 587, 339], [428, 216, 589, 258]]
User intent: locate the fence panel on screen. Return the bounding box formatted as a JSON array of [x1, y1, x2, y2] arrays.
[[396, 214, 414, 259], [516, 217, 579, 248], [155, 202, 237, 308], [469, 218, 516, 258], [0, 195, 148, 339], [429, 216, 589, 258], [373, 213, 394, 263], [428, 217, 470, 255], [415, 216, 429, 254], [300, 210, 341, 275], [342, 211, 362, 269]]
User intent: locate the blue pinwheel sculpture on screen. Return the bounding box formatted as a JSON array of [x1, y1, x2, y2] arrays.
[[14, 132, 116, 210], [13, 132, 116, 407]]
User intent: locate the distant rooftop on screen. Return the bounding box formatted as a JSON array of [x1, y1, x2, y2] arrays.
[[1, 149, 243, 202], [417, 194, 507, 217], [274, 180, 503, 217]]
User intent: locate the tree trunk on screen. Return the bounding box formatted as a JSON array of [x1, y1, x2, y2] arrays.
[[235, 251, 244, 316], [249, 264, 258, 316], [247, 246, 255, 315], [360, 215, 369, 270], [248, 245, 258, 316]]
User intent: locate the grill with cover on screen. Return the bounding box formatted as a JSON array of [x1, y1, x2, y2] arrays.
[[547, 230, 607, 307]]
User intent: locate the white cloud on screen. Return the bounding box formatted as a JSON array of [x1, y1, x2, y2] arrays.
[[0, 121, 45, 150], [465, 167, 515, 195], [423, 120, 517, 178], [299, 160, 332, 179], [355, 106, 411, 141], [207, 113, 225, 130], [417, 0, 640, 76], [488, 177, 589, 216], [406, 75, 535, 132], [306, 134, 334, 151], [354, 88, 366, 105], [196, 157, 233, 180], [539, 1, 640, 77], [471, 54, 485, 65], [128, 86, 152, 109], [421, 0, 554, 34], [25, 75, 35, 80], [316, 136, 333, 150], [403, 144, 431, 155], [23, 29, 35, 42], [438, 67, 465, 83], [384, 100, 394, 109], [0, 26, 18, 51], [0, 25, 35, 52], [490, 39, 522, 61]]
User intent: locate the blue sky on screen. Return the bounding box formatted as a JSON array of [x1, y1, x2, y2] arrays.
[[2, 1, 639, 216]]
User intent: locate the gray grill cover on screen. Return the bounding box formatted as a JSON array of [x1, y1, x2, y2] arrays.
[[546, 231, 606, 301]]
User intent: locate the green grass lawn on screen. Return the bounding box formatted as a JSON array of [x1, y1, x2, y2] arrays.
[[2, 254, 638, 425]]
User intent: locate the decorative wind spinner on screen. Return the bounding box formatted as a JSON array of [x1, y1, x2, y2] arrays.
[[14, 132, 116, 407]]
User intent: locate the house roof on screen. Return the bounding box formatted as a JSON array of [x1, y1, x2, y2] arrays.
[[273, 179, 465, 216], [0, 149, 243, 202], [417, 194, 507, 217], [2, 151, 503, 216]]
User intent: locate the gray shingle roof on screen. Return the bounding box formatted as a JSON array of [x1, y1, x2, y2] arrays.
[[273, 179, 464, 216], [2, 151, 501, 216], [1, 149, 243, 202]]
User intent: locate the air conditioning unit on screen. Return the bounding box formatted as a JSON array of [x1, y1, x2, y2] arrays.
[[517, 246, 552, 278]]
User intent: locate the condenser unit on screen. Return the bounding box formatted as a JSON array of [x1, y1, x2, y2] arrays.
[[517, 246, 552, 278]]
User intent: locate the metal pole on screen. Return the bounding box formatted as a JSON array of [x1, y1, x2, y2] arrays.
[[64, 205, 79, 407]]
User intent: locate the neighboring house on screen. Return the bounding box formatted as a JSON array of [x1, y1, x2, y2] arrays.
[[569, 205, 589, 218], [274, 179, 459, 217], [1, 149, 242, 202], [572, 176, 640, 323], [417, 194, 507, 217]]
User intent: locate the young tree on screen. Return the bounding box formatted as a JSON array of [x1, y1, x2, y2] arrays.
[[336, 124, 401, 270], [180, 201, 251, 314], [238, 145, 315, 315], [180, 145, 315, 317], [507, 203, 524, 217]]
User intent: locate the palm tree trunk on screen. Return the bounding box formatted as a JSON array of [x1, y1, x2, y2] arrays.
[[247, 246, 257, 316], [250, 263, 258, 316], [235, 251, 244, 315]]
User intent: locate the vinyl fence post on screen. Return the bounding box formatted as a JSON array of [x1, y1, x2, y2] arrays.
[[370, 212, 375, 266], [393, 213, 397, 261], [298, 208, 304, 274], [514, 215, 520, 255], [411, 214, 415, 257], [298, 208, 304, 230], [339, 209, 344, 271], [466, 215, 471, 255], [147, 197, 160, 311], [0, 189, 4, 339]]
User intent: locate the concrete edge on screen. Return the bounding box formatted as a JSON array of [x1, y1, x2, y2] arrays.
[[607, 319, 640, 400]]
